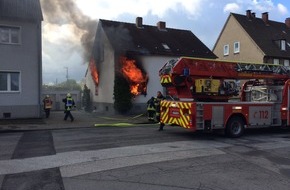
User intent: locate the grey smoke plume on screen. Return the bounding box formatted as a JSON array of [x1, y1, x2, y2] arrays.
[[40, 0, 97, 62]]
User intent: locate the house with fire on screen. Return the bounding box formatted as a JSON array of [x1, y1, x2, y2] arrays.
[[0, 0, 43, 119], [85, 17, 217, 114], [213, 10, 290, 66]]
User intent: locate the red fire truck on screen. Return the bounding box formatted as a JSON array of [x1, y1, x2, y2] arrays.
[[159, 57, 290, 137]]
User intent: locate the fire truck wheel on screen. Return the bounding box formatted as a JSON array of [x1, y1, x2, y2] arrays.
[[226, 116, 245, 138]]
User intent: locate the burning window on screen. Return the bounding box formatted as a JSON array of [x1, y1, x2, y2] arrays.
[[90, 58, 99, 95], [120, 57, 148, 96]]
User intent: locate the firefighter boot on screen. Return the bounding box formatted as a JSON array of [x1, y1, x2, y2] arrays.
[[158, 123, 165, 131]]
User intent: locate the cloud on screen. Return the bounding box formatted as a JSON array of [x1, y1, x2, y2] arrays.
[[223, 0, 276, 13], [42, 42, 86, 84], [223, 3, 241, 13], [252, 1, 274, 12], [277, 3, 288, 15], [75, 0, 204, 20]]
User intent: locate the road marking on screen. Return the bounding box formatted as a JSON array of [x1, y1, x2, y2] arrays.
[[0, 141, 229, 175], [94, 123, 133, 127], [2, 139, 290, 177], [60, 148, 225, 177]]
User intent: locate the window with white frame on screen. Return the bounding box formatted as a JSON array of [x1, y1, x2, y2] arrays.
[[284, 59, 289, 67], [223, 44, 229, 56], [281, 40, 286, 51], [0, 72, 20, 92], [0, 25, 21, 44], [234, 42, 240, 53], [273, 59, 279, 65]]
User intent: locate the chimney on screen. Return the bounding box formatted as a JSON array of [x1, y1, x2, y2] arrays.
[[285, 18, 290, 28], [246, 10, 252, 19], [157, 21, 166, 30], [251, 12, 256, 18], [136, 17, 143, 28], [262, 12, 269, 25]]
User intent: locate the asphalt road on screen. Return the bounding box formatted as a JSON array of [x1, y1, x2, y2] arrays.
[[0, 123, 290, 190]]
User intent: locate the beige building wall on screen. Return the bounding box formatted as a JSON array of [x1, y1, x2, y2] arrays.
[[213, 14, 265, 63]]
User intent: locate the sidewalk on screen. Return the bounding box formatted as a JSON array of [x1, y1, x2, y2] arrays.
[[0, 110, 150, 131]]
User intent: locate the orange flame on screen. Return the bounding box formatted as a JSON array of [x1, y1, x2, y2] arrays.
[[90, 58, 99, 86], [120, 57, 148, 96]]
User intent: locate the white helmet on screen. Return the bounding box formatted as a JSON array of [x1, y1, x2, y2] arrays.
[[67, 93, 71, 97]]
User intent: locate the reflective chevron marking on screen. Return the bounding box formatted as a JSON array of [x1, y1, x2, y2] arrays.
[[161, 101, 193, 128], [160, 75, 172, 84]]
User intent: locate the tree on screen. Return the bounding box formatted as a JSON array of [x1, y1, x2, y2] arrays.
[[42, 79, 82, 91], [113, 74, 133, 113]]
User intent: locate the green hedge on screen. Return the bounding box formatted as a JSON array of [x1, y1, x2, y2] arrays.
[[113, 74, 133, 113]]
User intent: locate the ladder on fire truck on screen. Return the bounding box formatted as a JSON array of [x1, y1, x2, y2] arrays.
[[235, 62, 290, 75], [161, 57, 290, 81]]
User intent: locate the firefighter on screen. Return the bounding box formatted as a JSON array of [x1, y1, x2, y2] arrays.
[[62, 93, 75, 122], [147, 97, 156, 121], [43, 95, 53, 118], [155, 91, 165, 130]]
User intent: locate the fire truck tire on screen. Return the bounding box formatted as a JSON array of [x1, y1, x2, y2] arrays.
[[226, 116, 245, 138]]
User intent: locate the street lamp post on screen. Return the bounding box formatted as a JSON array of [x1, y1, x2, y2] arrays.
[[64, 67, 68, 82]]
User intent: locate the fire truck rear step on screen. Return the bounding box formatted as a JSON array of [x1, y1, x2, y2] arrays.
[[196, 103, 204, 129], [272, 103, 282, 125]]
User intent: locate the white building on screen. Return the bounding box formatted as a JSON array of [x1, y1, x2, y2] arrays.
[[85, 17, 217, 114]]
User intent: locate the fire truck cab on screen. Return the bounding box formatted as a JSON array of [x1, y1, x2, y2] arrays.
[[159, 57, 290, 137]]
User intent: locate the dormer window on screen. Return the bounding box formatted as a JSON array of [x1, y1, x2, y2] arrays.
[[281, 40, 286, 51], [162, 43, 170, 50]]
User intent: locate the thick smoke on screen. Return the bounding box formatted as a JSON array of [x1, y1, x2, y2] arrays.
[[40, 0, 97, 62]]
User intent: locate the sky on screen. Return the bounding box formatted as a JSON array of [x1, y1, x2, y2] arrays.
[[40, 0, 290, 85]]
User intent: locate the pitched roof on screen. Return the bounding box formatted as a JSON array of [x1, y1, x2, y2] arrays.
[[232, 13, 290, 59], [99, 19, 217, 58], [0, 0, 43, 21]]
